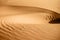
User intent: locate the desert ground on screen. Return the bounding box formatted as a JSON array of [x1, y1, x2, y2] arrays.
[[0, 0, 60, 40]]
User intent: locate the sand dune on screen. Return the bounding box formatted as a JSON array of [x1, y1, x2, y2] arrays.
[[0, 5, 60, 40], [0, 14, 60, 40], [0, 18, 60, 40]]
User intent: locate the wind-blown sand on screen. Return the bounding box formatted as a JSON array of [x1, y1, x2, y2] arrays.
[[0, 6, 60, 40]]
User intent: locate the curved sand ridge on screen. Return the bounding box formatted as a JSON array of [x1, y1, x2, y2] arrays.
[[0, 14, 60, 40]]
